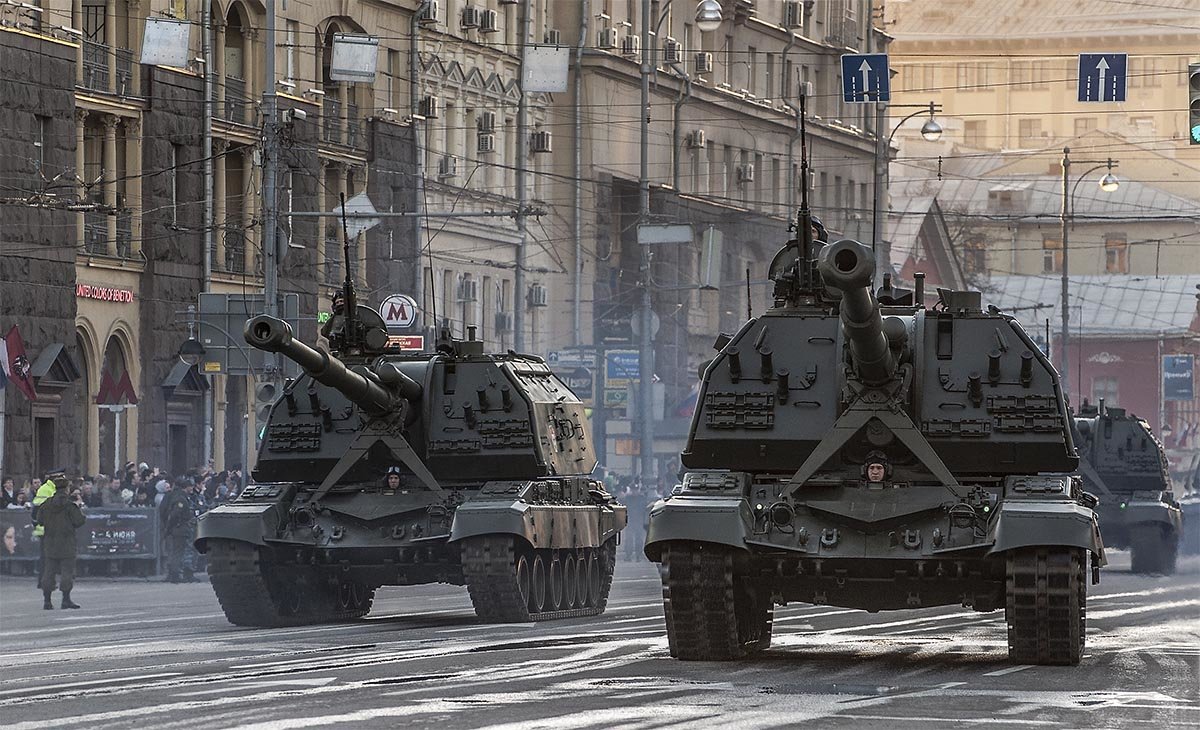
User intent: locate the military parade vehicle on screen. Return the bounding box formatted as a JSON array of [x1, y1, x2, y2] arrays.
[[644, 99, 1104, 666], [196, 268, 626, 627], [1072, 403, 1182, 574]]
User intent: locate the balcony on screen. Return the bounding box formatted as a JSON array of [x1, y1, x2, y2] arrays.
[[323, 235, 341, 285], [83, 211, 108, 255], [322, 97, 341, 144], [223, 76, 248, 124], [223, 223, 246, 273], [81, 40, 109, 93], [80, 41, 135, 96], [115, 212, 132, 258]]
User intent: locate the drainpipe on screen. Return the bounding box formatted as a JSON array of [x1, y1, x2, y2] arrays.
[[202, 0, 214, 464], [669, 61, 692, 191], [572, 0, 589, 344], [411, 3, 428, 331]]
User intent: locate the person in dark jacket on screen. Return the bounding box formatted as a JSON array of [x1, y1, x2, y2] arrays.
[[39, 479, 86, 609], [159, 478, 197, 582]]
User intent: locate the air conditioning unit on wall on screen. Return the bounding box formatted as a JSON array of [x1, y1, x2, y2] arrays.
[[694, 51, 714, 75], [686, 129, 707, 149], [527, 284, 548, 307]]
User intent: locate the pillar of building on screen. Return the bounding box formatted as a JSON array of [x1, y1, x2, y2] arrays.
[[316, 158, 329, 283], [242, 146, 257, 272], [214, 17, 226, 113], [212, 374, 226, 470], [104, 0, 117, 93], [72, 0, 83, 86], [124, 118, 142, 254], [127, 0, 143, 96], [102, 114, 119, 256], [74, 109, 88, 249], [242, 28, 258, 124]]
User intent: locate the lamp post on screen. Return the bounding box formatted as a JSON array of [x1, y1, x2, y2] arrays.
[[632, 0, 722, 486], [872, 101, 942, 274], [1059, 147, 1119, 405]]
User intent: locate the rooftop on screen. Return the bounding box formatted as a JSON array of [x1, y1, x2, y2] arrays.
[[888, 0, 1199, 42]]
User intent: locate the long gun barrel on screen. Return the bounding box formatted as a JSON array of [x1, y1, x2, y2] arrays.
[[817, 239, 897, 385], [244, 315, 421, 415]]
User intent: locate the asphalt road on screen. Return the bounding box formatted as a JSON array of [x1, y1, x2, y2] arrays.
[[1, 551, 1197, 730]]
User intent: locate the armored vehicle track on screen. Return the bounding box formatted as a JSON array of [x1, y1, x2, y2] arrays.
[[661, 543, 772, 661], [1005, 547, 1086, 665], [462, 535, 617, 622]]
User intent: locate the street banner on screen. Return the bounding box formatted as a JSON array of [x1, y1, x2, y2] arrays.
[[1, 509, 159, 562], [1163, 354, 1194, 402]]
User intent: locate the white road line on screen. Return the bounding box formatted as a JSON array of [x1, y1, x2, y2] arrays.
[[982, 664, 1033, 677], [1089, 600, 1200, 620], [0, 671, 183, 698]]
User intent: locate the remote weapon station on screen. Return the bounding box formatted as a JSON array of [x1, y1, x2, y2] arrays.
[[645, 95, 1104, 665], [1073, 401, 1181, 574], [196, 205, 626, 626]]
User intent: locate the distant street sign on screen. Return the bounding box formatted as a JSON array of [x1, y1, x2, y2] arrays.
[[379, 294, 419, 330], [841, 53, 890, 103], [1078, 53, 1127, 102], [1163, 354, 1194, 401], [637, 224, 693, 246], [386, 334, 425, 351], [604, 350, 640, 389], [547, 348, 598, 369], [562, 366, 595, 405]]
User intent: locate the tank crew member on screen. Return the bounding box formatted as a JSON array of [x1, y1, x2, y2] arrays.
[[39, 475, 86, 609], [384, 466, 402, 491], [319, 291, 347, 347], [863, 452, 891, 486]]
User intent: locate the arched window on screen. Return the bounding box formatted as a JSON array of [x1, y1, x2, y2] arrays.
[[97, 335, 134, 476]]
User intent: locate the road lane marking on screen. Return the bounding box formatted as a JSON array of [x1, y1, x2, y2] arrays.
[[982, 665, 1033, 677], [0, 671, 183, 698], [1089, 600, 1199, 620]]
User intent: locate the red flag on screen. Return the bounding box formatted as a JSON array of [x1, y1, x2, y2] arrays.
[[4, 325, 37, 401]]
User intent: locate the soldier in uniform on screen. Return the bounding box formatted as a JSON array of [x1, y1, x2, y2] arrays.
[[863, 452, 891, 487], [159, 477, 194, 583], [39, 477, 86, 609], [384, 465, 402, 491], [183, 478, 206, 579]]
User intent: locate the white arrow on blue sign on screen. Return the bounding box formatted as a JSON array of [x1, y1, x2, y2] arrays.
[[841, 53, 890, 103], [1078, 53, 1127, 102]]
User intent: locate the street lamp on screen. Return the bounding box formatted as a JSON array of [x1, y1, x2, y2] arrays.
[[1059, 147, 1119, 405], [872, 101, 943, 272], [695, 0, 723, 32]]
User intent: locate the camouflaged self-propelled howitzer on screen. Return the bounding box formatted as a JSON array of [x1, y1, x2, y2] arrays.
[[196, 306, 625, 627], [646, 228, 1106, 666], [1073, 402, 1182, 574]]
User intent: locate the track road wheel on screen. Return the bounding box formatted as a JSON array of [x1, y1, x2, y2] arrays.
[[207, 539, 368, 627], [661, 542, 773, 661], [1130, 526, 1178, 575], [1005, 547, 1086, 666], [461, 535, 532, 622]]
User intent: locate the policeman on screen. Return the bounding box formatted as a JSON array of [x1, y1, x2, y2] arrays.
[[39, 477, 86, 609], [31, 469, 63, 588]]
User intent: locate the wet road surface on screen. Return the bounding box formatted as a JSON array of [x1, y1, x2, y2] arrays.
[[1, 551, 1197, 729]]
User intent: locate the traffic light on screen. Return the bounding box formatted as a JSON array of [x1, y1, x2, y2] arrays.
[[254, 379, 278, 423], [1190, 63, 1200, 145]]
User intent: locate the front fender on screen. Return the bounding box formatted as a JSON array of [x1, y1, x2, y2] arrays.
[[988, 501, 1106, 564], [194, 503, 282, 552], [448, 501, 625, 550], [1119, 501, 1184, 533], [644, 495, 753, 561]]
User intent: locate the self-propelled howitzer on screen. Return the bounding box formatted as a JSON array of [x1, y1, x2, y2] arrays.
[[646, 235, 1105, 666], [197, 310, 626, 627]]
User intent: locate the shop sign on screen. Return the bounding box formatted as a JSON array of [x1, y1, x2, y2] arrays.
[[75, 283, 135, 303], [387, 335, 425, 351], [1163, 354, 1194, 402]]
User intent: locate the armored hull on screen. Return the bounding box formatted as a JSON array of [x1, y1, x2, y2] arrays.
[[197, 314, 625, 626], [647, 238, 1104, 665], [1073, 406, 1182, 573]]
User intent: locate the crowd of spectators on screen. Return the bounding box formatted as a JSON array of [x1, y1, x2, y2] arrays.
[[1, 461, 246, 513]]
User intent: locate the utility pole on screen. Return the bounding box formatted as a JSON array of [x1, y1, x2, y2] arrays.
[[410, 3, 428, 337], [637, 0, 655, 485], [1060, 147, 1071, 403], [261, 0, 280, 366], [513, 0, 531, 351], [201, 0, 215, 465]]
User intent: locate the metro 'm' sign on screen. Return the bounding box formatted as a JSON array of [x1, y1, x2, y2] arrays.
[[379, 294, 419, 329]]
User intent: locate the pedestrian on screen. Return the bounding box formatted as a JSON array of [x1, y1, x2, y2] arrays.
[[0, 476, 15, 508], [100, 475, 126, 507], [39, 477, 86, 609], [80, 479, 102, 508], [159, 478, 197, 582]]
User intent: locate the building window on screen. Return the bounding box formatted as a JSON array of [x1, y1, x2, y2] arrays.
[[1105, 236, 1128, 273], [964, 120, 986, 147], [34, 114, 49, 174], [284, 20, 298, 84], [963, 239, 987, 276], [723, 35, 734, 85], [1018, 119, 1042, 144], [1074, 117, 1097, 136], [747, 46, 757, 93], [1093, 376, 1119, 406], [1042, 237, 1062, 273], [386, 49, 400, 109]]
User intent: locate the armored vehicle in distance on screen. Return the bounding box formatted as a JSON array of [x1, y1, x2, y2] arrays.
[[646, 225, 1105, 665], [1073, 402, 1181, 574], [196, 302, 625, 627]]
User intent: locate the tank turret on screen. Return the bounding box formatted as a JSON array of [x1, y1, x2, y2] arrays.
[[244, 314, 420, 415], [817, 239, 897, 385]]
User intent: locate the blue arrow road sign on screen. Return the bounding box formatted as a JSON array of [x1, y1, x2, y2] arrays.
[[1078, 53, 1127, 102], [841, 53, 889, 103]]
